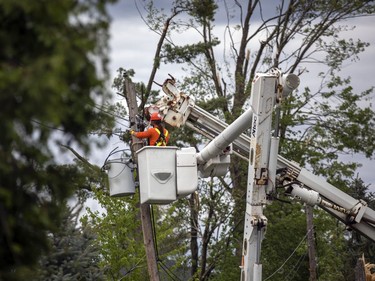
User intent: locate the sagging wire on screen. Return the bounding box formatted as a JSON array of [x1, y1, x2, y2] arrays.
[[102, 146, 119, 169], [31, 119, 66, 133], [118, 255, 147, 280], [31, 119, 132, 139], [31, 101, 131, 137], [283, 251, 308, 281], [93, 103, 130, 123], [263, 227, 312, 281], [32, 119, 128, 141], [159, 261, 181, 281], [101, 146, 133, 175], [150, 205, 182, 281]]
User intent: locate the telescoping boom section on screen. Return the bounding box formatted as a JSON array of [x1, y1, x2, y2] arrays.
[[147, 69, 375, 281]]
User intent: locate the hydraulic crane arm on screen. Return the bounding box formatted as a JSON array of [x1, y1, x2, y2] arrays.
[[277, 156, 375, 241], [151, 76, 375, 242], [185, 106, 251, 161], [184, 104, 375, 238]]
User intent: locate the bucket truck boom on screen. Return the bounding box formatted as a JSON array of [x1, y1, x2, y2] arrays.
[[145, 70, 375, 280]]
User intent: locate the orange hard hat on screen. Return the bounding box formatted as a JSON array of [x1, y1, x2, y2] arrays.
[[150, 112, 162, 121]]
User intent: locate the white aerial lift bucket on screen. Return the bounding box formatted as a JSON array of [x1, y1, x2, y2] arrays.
[[136, 146, 198, 204], [106, 158, 135, 197], [136, 146, 178, 204]]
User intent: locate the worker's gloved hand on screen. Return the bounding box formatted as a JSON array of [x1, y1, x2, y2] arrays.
[[120, 130, 133, 142]]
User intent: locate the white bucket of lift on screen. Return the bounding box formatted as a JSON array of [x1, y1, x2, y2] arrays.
[[106, 158, 135, 197], [136, 146, 178, 204]]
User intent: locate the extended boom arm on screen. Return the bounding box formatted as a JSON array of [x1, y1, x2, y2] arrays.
[[149, 70, 375, 281]]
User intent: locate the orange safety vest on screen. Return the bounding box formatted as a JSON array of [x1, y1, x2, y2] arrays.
[[154, 128, 169, 146]]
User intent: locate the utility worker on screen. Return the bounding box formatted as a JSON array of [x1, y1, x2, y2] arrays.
[[130, 112, 170, 146]]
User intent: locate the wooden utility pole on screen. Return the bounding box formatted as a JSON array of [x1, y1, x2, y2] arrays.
[[124, 77, 160, 281], [306, 205, 317, 281]]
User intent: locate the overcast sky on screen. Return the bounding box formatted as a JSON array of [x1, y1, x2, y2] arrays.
[[101, 0, 375, 191]]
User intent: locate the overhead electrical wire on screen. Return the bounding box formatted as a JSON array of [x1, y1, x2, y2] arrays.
[[93, 103, 130, 122], [31, 119, 130, 137], [263, 227, 312, 281], [118, 255, 147, 280], [159, 261, 181, 281], [31, 119, 67, 132], [150, 206, 182, 281], [283, 251, 308, 281]]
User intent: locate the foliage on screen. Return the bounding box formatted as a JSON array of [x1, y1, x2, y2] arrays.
[[0, 0, 116, 279], [35, 204, 104, 281], [341, 176, 375, 280], [83, 188, 148, 280], [83, 184, 193, 280], [280, 72, 375, 176], [262, 202, 310, 281], [262, 200, 350, 281]]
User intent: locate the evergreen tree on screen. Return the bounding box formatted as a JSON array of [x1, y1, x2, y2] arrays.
[[36, 204, 104, 281]]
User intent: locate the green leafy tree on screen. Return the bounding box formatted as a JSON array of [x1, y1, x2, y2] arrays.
[[262, 200, 350, 281], [340, 176, 375, 280], [84, 181, 189, 280], [0, 0, 116, 279], [83, 189, 147, 280]]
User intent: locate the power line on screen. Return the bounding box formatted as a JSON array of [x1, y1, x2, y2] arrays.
[[283, 251, 308, 281], [159, 260, 181, 281], [151, 206, 160, 259], [31, 119, 66, 132], [150, 206, 182, 281], [264, 228, 312, 281], [93, 103, 130, 123], [31, 119, 129, 137]]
